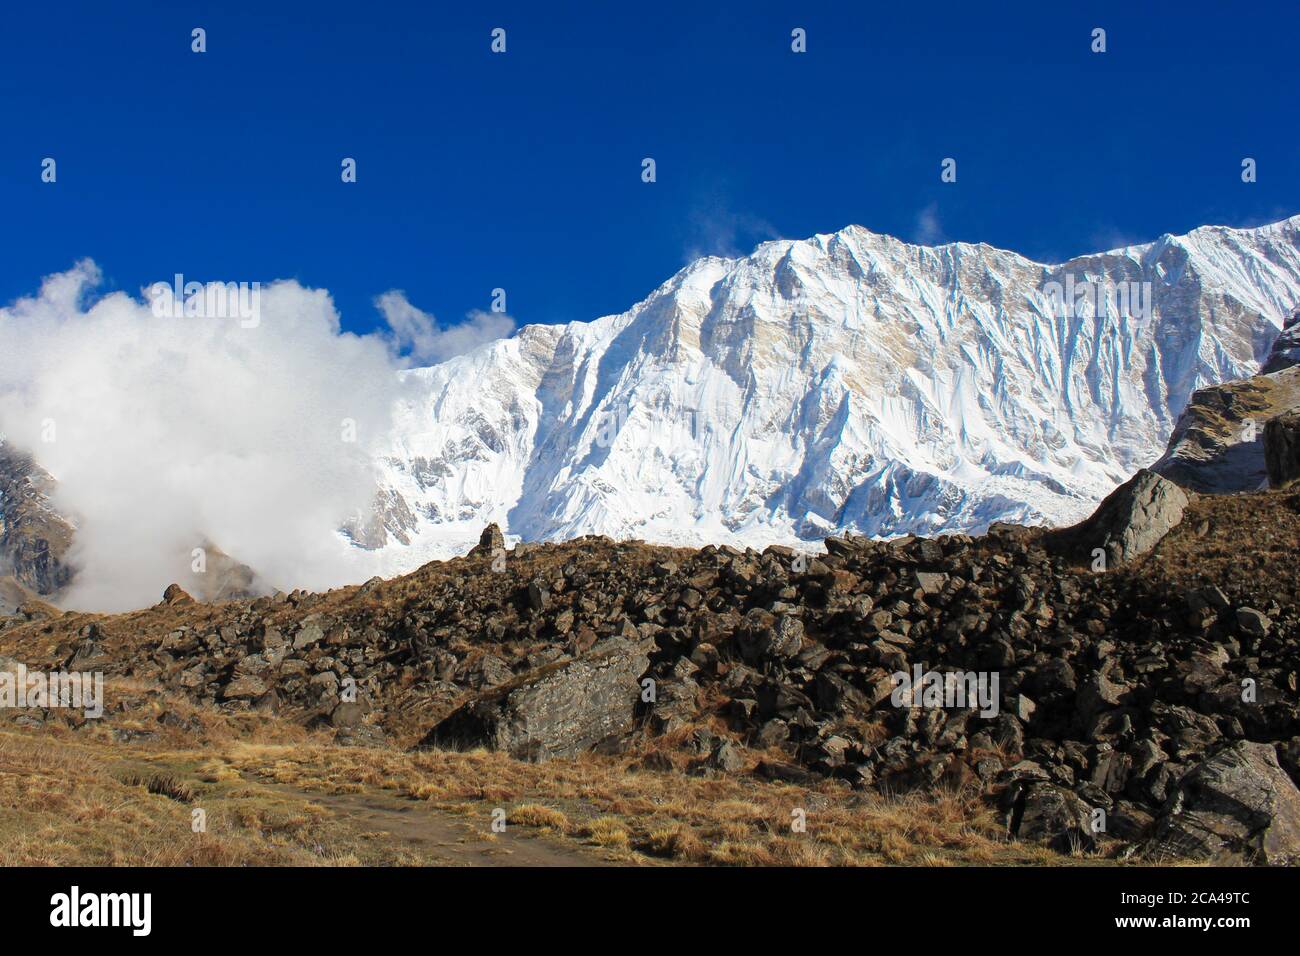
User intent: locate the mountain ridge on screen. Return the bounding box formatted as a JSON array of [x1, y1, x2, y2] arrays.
[[4, 214, 1300, 604], [364, 213, 1300, 568]]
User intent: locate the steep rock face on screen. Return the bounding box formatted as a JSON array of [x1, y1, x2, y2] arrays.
[[340, 487, 419, 550], [374, 216, 1300, 560], [1264, 411, 1300, 488], [1261, 306, 1300, 373], [0, 441, 74, 596]]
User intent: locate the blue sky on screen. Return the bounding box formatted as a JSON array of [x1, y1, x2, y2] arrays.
[[1, 0, 1296, 338]]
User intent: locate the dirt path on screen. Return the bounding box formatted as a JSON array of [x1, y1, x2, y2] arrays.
[[252, 777, 620, 866]]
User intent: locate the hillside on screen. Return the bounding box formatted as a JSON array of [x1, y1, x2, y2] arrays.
[[3, 476, 1299, 865]]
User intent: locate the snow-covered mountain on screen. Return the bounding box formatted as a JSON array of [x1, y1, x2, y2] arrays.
[[363, 215, 1300, 563]]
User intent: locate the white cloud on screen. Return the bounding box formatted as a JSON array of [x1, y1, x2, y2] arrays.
[[0, 262, 509, 611], [682, 199, 781, 263], [375, 291, 515, 367], [914, 202, 947, 246]]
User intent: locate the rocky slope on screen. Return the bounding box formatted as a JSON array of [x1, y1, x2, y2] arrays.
[[0, 440, 73, 600], [5, 478, 1299, 863], [1152, 307, 1300, 493]]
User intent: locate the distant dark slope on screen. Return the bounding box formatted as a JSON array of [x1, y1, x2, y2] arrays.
[[0, 441, 74, 597]]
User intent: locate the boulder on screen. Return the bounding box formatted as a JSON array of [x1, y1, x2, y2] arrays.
[[1147, 741, 1300, 865], [459, 653, 513, 689], [1264, 411, 1300, 488], [161, 583, 194, 606], [292, 621, 325, 650], [468, 523, 506, 557], [329, 701, 365, 728], [1076, 672, 1128, 719], [913, 571, 948, 595], [1004, 781, 1097, 852], [67, 640, 108, 671], [419, 638, 652, 761], [221, 675, 268, 699], [757, 614, 804, 659], [1054, 469, 1189, 567], [1236, 607, 1271, 638]]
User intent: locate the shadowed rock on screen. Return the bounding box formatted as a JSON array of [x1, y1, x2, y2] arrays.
[[1004, 780, 1097, 853], [1147, 741, 1300, 865], [161, 583, 195, 606], [1261, 306, 1300, 374], [419, 637, 652, 761], [1264, 410, 1300, 488], [468, 523, 506, 557]]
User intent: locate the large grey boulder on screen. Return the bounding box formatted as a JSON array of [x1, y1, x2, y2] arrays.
[[1147, 741, 1300, 865], [1263, 410, 1300, 488], [1055, 469, 1189, 567], [419, 637, 652, 761]]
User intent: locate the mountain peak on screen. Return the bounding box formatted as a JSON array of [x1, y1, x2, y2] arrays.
[[368, 215, 1300, 566]]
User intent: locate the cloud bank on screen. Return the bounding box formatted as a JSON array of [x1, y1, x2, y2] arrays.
[[375, 291, 516, 367], [0, 262, 512, 611]]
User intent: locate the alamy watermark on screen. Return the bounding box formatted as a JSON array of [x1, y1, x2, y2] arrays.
[[592, 406, 701, 448], [50, 886, 150, 936], [0, 662, 103, 718], [1041, 274, 1152, 327], [891, 665, 999, 717], [149, 274, 261, 328]]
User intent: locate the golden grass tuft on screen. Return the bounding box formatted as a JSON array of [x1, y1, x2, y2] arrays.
[[508, 803, 571, 832]]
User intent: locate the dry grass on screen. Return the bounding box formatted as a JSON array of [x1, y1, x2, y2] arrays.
[[214, 737, 1078, 866], [508, 803, 571, 831], [0, 728, 429, 866], [0, 698, 1093, 866]]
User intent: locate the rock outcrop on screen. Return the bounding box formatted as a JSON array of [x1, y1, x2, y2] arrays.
[[340, 487, 419, 550], [1264, 411, 1300, 488], [419, 637, 652, 761], [467, 523, 505, 557], [161, 584, 195, 606], [0, 442, 74, 595], [1148, 742, 1300, 865], [1050, 469, 1189, 567], [1153, 312, 1300, 494]]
